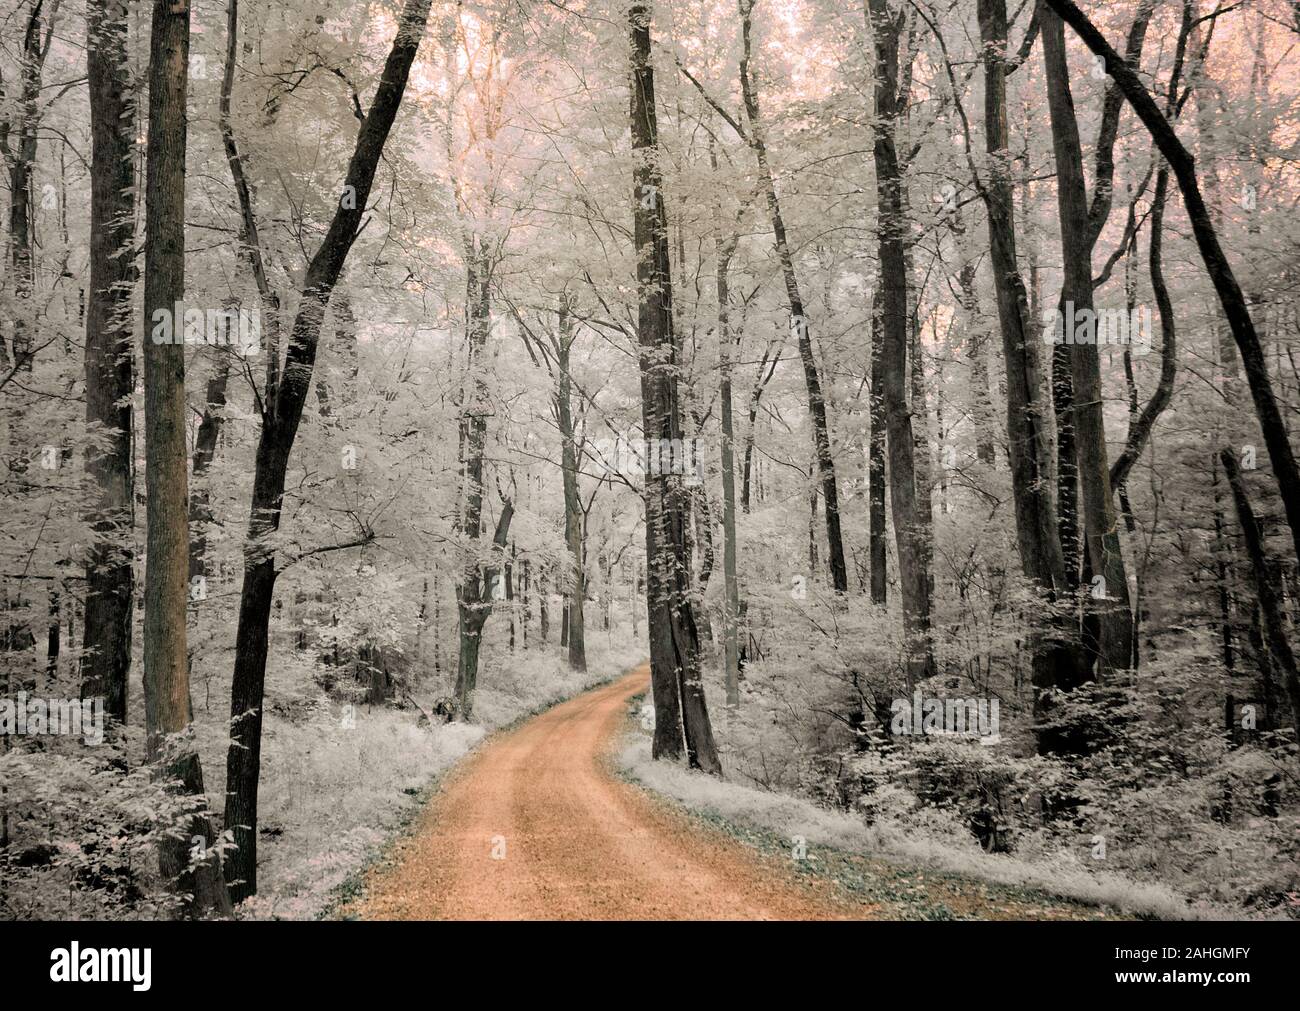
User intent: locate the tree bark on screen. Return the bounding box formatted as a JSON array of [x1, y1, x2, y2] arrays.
[[142, 0, 231, 918], [1220, 449, 1300, 744], [556, 297, 587, 672], [188, 356, 231, 583], [1042, 7, 1134, 675], [868, 0, 934, 685], [868, 288, 888, 604], [82, 0, 136, 727], [454, 500, 514, 717], [630, 3, 722, 773], [453, 243, 495, 715], [1, 0, 48, 371], [716, 231, 741, 706], [976, 0, 1078, 736]]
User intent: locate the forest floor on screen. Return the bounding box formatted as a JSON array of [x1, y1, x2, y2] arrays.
[[351, 665, 1118, 920]]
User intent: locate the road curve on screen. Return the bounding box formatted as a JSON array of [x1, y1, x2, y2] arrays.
[[355, 664, 863, 920]]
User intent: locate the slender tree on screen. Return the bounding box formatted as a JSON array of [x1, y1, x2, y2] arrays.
[[735, 0, 849, 593], [557, 296, 588, 673], [223, 0, 433, 902]]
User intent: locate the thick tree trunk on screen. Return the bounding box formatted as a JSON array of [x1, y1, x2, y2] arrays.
[[222, 0, 432, 903], [1042, 8, 1134, 676], [142, 0, 231, 918], [976, 0, 1079, 744], [3, 1, 46, 371], [82, 0, 136, 727], [868, 0, 933, 685], [630, 3, 721, 773]]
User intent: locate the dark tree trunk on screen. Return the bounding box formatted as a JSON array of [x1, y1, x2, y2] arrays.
[[630, 3, 721, 774], [3, 1, 46, 371], [1042, 8, 1134, 675], [453, 245, 496, 716], [82, 0, 136, 727], [869, 0, 933, 685], [868, 289, 888, 605], [454, 501, 514, 716], [556, 298, 587, 672], [977, 0, 1080, 727], [223, 0, 432, 903], [189, 356, 231, 582]]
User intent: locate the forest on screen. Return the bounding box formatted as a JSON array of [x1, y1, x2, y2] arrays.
[[1, 0, 1298, 922]]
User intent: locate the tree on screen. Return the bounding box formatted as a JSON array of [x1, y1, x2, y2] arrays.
[[736, 0, 849, 593], [223, 0, 433, 903], [141, 0, 231, 917], [630, 2, 721, 773], [715, 223, 741, 706], [868, 0, 934, 685], [0, 0, 53, 371], [557, 296, 588, 673], [82, 0, 135, 726], [1220, 449, 1300, 746], [1043, 0, 1300, 573], [1041, 6, 1135, 675], [974, 0, 1077, 740]]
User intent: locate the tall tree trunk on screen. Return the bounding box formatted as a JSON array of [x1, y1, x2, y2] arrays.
[[740, 339, 780, 513], [556, 297, 587, 672], [716, 232, 741, 706], [868, 0, 933, 685], [1042, 8, 1134, 675], [3, 0, 46, 371], [630, 2, 721, 773], [868, 289, 888, 605], [738, 0, 848, 592], [453, 245, 494, 715], [977, 0, 1080, 744], [142, 0, 231, 917], [82, 0, 136, 726], [222, 0, 432, 903]]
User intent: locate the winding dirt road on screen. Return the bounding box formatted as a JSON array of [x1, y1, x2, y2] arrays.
[[356, 665, 862, 920]]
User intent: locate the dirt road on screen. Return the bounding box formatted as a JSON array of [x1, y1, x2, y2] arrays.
[[355, 665, 863, 920], [355, 665, 1108, 921]]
